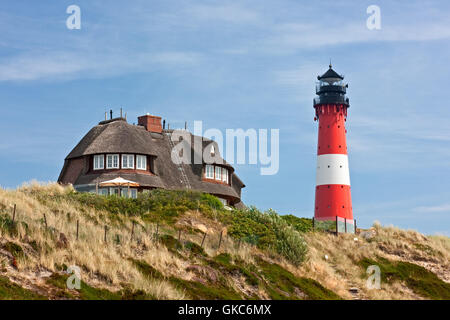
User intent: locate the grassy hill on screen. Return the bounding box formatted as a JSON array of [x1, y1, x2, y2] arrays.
[[0, 182, 449, 300]]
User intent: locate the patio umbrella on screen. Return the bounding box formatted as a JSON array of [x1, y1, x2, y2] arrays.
[[99, 177, 140, 187]]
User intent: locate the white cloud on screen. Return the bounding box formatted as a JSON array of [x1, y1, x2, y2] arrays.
[[413, 204, 450, 213], [0, 50, 201, 82]]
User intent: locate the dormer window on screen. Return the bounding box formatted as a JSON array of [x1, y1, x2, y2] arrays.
[[136, 155, 147, 170], [93, 155, 104, 170], [122, 154, 134, 169], [106, 154, 119, 169]]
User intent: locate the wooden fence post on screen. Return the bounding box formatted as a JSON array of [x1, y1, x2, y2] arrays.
[[237, 238, 241, 249], [218, 230, 223, 249], [155, 223, 159, 241], [131, 221, 135, 241], [76, 220, 79, 240], [201, 232, 207, 248], [335, 216, 338, 236], [312, 217, 315, 230], [12, 204, 16, 223], [178, 229, 182, 242], [43, 213, 48, 228], [354, 219, 357, 234], [344, 218, 347, 233], [104, 225, 108, 243]]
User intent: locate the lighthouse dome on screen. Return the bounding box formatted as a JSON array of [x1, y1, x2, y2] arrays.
[[317, 64, 344, 84]]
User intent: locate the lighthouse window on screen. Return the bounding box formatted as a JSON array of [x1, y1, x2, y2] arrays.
[[122, 154, 134, 169], [106, 154, 119, 169], [136, 155, 147, 170], [93, 155, 104, 170]]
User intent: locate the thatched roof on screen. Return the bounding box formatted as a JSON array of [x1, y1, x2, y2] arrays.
[[60, 118, 245, 203], [66, 118, 158, 159]]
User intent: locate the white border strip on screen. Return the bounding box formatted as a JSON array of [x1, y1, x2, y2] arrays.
[[316, 154, 350, 186]]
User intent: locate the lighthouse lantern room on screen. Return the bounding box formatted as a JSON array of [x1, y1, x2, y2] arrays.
[[313, 64, 354, 232]]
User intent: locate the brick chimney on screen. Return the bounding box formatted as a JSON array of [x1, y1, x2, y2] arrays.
[[138, 114, 162, 133]]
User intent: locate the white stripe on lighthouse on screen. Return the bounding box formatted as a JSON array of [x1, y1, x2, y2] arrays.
[[316, 154, 351, 186]]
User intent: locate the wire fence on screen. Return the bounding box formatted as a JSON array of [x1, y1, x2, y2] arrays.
[[1, 203, 245, 253]]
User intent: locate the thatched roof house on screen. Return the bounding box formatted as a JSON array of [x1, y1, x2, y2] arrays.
[[58, 114, 245, 207]]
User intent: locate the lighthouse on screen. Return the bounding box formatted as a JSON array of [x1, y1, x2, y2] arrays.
[[313, 64, 353, 229]]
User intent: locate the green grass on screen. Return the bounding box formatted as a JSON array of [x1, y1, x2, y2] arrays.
[[359, 257, 450, 300], [281, 215, 313, 233], [208, 253, 259, 287], [33, 189, 222, 225], [169, 277, 242, 300], [1, 241, 25, 258], [131, 257, 242, 300], [130, 259, 164, 280], [46, 274, 122, 300], [258, 259, 341, 300], [0, 276, 46, 300]]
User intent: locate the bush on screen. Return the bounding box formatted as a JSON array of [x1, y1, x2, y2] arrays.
[[218, 207, 308, 265]]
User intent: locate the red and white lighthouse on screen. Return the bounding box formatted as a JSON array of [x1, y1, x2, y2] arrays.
[[313, 64, 353, 224]]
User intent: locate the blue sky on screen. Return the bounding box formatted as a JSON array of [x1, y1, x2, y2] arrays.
[[0, 0, 449, 235]]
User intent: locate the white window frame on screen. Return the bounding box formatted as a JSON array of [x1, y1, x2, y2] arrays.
[[218, 197, 228, 206], [215, 166, 222, 181], [222, 168, 228, 183], [93, 154, 104, 170], [106, 154, 119, 169], [122, 154, 134, 169], [136, 155, 147, 170], [205, 165, 214, 179]]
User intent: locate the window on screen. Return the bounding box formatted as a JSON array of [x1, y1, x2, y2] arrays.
[[215, 166, 222, 181], [106, 154, 119, 169], [136, 155, 147, 170], [205, 165, 214, 179], [222, 168, 228, 183], [122, 154, 134, 169], [218, 198, 228, 206], [93, 155, 104, 170]]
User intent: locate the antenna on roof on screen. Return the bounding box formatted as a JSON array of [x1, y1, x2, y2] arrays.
[[120, 107, 123, 118], [185, 121, 187, 130]]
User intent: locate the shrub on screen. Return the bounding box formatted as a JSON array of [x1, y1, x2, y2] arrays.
[[218, 207, 308, 265]]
